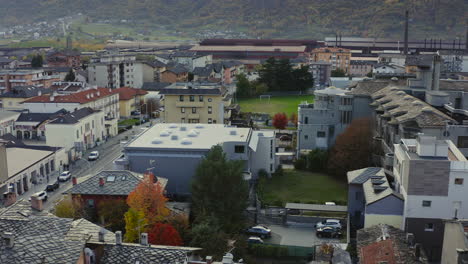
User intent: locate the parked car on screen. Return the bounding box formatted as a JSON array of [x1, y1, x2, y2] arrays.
[[246, 225, 271, 238], [316, 226, 342, 238], [58, 171, 72, 182], [247, 236, 264, 244], [287, 209, 301, 215], [314, 219, 342, 230], [28, 191, 48, 202], [45, 180, 60, 192], [325, 202, 336, 206], [279, 135, 292, 141], [88, 151, 99, 161]]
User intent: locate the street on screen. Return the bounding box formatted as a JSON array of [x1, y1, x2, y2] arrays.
[[22, 121, 153, 211]]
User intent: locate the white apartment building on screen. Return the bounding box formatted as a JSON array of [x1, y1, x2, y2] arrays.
[[393, 134, 468, 261]]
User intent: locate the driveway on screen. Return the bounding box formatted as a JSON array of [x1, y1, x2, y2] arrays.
[[263, 224, 340, 247]]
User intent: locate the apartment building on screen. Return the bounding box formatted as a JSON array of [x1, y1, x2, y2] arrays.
[[0, 69, 61, 92], [297, 87, 353, 153], [311, 47, 351, 73], [393, 135, 468, 261], [160, 64, 189, 83], [171, 51, 212, 71], [22, 87, 119, 137], [309, 61, 331, 86], [88, 54, 153, 88], [160, 86, 232, 124], [46, 50, 81, 68], [349, 61, 374, 77], [118, 124, 277, 195], [113, 87, 148, 118], [0, 85, 51, 110], [45, 107, 106, 158]]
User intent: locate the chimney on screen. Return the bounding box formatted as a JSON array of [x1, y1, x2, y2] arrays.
[[432, 55, 441, 91], [140, 233, 148, 246], [30, 195, 43, 211], [98, 228, 106, 242], [3, 232, 14, 248], [99, 177, 105, 187], [3, 192, 16, 207], [115, 231, 122, 245], [456, 249, 468, 263], [72, 176, 77, 185], [206, 256, 213, 264], [404, 10, 409, 55]]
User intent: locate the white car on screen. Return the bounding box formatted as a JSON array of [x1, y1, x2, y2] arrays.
[[58, 171, 72, 182], [29, 191, 48, 202], [247, 236, 264, 244], [315, 219, 342, 230], [88, 151, 99, 161]]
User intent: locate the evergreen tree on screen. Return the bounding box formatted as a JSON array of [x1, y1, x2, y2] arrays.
[[235, 73, 251, 97], [64, 68, 76, 82], [31, 54, 43, 68]]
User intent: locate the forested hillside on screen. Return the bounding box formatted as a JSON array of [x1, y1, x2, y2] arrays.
[[0, 0, 466, 38]]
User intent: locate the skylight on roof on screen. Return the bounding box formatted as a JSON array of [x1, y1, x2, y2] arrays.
[[107, 175, 116, 182], [121, 176, 127, 181]]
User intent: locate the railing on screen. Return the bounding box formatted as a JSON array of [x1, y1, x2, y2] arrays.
[[444, 104, 468, 117]]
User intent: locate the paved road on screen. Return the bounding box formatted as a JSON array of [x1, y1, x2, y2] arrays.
[[22, 120, 155, 211]]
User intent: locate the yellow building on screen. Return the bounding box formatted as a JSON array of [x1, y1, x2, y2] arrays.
[[113, 87, 148, 118], [160, 87, 232, 124], [311, 47, 351, 73], [0, 86, 51, 110]]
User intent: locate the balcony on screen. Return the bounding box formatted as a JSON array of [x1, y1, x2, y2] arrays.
[[188, 113, 200, 119], [444, 104, 468, 117], [175, 101, 205, 108], [9, 79, 27, 83]]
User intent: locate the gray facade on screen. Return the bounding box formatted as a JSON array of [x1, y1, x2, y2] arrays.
[[297, 87, 352, 153], [309, 61, 331, 86], [406, 160, 450, 196]]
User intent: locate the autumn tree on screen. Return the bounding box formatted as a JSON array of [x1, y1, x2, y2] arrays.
[[124, 208, 147, 243], [126, 172, 170, 224], [327, 118, 373, 179], [98, 199, 129, 232], [54, 195, 83, 219], [148, 222, 183, 246], [191, 145, 249, 234], [289, 112, 298, 127], [272, 112, 288, 130], [167, 214, 191, 244]]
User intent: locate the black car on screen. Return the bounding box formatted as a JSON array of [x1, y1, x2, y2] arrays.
[[45, 180, 60, 192], [316, 226, 342, 238]]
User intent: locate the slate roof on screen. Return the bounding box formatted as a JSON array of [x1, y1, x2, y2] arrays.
[[165, 64, 189, 74], [347, 167, 384, 184], [66, 170, 143, 196], [172, 51, 203, 58], [48, 107, 97, 124], [0, 86, 51, 98], [17, 109, 68, 123], [142, 82, 171, 91], [113, 87, 148, 100], [145, 60, 167, 68], [0, 217, 85, 264], [100, 244, 192, 264], [347, 79, 407, 96], [192, 65, 214, 77], [0, 57, 13, 63], [371, 86, 455, 127], [159, 88, 222, 95]]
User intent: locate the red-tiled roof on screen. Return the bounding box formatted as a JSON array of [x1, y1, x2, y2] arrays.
[[360, 239, 397, 264], [24, 87, 116, 104], [113, 87, 148, 100]]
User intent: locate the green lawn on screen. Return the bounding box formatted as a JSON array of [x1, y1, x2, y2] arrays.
[[237, 95, 314, 117], [259, 169, 347, 207], [118, 118, 139, 127]]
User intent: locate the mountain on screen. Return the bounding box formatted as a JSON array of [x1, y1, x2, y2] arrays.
[[0, 0, 466, 39]]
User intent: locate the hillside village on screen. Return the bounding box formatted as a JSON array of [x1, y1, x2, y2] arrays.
[[0, 6, 466, 264]]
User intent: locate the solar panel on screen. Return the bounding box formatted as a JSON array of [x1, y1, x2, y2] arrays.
[[373, 185, 388, 193], [371, 179, 385, 185]]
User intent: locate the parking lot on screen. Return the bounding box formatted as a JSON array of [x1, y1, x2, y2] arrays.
[[262, 224, 341, 247]]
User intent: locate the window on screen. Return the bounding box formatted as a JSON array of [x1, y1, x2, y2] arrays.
[[458, 136, 468, 148], [181, 107, 185, 113], [87, 199, 95, 208], [76, 130, 79, 139], [181, 118, 185, 123], [192, 107, 196, 114], [190, 95, 195, 102], [304, 117, 308, 124], [199, 95, 203, 102], [455, 178, 464, 185], [422, 200, 432, 207], [305, 135, 308, 140], [208, 98, 212, 102], [234, 145, 245, 153], [424, 223, 434, 232], [208, 118, 212, 124], [208, 106, 212, 114], [179, 95, 184, 102], [317, 131, 326, 138]]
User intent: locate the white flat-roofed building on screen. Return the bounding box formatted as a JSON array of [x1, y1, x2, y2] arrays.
[[120, 124, 277, 196]]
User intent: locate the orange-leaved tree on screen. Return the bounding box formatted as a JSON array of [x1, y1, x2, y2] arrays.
[[126, 172, 170, 224], [289, 112, 298, 127], [148, 222, 183, 246], [272, 112, 288, 130]]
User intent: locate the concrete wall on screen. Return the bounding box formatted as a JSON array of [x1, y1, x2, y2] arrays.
[[406, 217, 445, 261], [352, 96, 373, 120], [441, 221, 468, 264], [249, 135, 276, 177], [1, 97, 27, 110], [366, 195, 404, 215], [364, 214, 403, 229]]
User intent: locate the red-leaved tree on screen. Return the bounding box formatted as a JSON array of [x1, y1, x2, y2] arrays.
[[148, 222, 183, 246], [272, 112, 288, 130], [126, 172, 169, 224]]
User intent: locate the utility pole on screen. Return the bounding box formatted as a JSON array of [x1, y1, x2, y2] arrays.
[[404, 10, 409, 55]]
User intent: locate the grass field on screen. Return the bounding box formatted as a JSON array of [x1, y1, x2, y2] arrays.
[[237, 95, 314, 117], [259, 169, 347, 207]]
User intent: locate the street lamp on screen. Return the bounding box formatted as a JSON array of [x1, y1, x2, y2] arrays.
[[140, 103, 148, 123]]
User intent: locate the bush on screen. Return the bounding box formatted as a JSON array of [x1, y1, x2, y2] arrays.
[[272, 199, 283, 207], [249, 244, 290, 258], [258, 169, 268, 179], [331, 200, 347, 205], [294, 157, 307, 170]]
